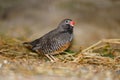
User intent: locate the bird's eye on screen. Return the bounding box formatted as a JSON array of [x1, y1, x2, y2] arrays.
[[65, 20, 69, 24]]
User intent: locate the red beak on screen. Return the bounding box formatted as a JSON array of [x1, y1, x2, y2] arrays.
[[70, 21, 75, 26]]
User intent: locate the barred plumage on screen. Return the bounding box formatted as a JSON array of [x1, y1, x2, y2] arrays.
[[23, 19, 75, 62]]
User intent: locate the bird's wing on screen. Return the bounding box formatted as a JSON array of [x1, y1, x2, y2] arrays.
[[30, 29, 58, 50], [31, 31, 71, 52]]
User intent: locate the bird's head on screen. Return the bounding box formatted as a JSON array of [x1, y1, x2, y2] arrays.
[[58, 19, 75, 32]]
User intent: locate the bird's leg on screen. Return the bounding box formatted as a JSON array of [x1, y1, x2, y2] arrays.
[[35, 50, 59, 62], [44, 54, 58, 62], [49, 54, 59, 62]]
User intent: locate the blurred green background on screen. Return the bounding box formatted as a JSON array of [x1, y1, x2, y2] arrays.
[[0, 0, 120, 51]]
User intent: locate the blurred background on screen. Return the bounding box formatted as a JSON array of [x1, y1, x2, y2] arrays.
[[0, 0, 120, 51]]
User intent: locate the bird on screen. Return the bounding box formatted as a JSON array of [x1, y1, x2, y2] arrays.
[[23, 19, 75, 62]]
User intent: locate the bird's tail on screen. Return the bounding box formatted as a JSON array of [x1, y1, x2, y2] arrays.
[[23, 42, 32, 49]]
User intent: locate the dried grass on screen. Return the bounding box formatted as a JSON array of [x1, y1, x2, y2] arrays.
[[0, 34, 120, 80]]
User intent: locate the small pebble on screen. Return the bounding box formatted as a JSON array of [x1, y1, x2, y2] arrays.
[[116, 70, 120, 74], [3, 60, 8, 64], [0, 63, 3, 68]]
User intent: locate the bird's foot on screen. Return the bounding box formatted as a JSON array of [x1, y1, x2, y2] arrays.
[[44, 54, 59, 62]]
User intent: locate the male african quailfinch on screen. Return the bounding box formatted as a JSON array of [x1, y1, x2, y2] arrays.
[[23, 19, 75, 62]]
